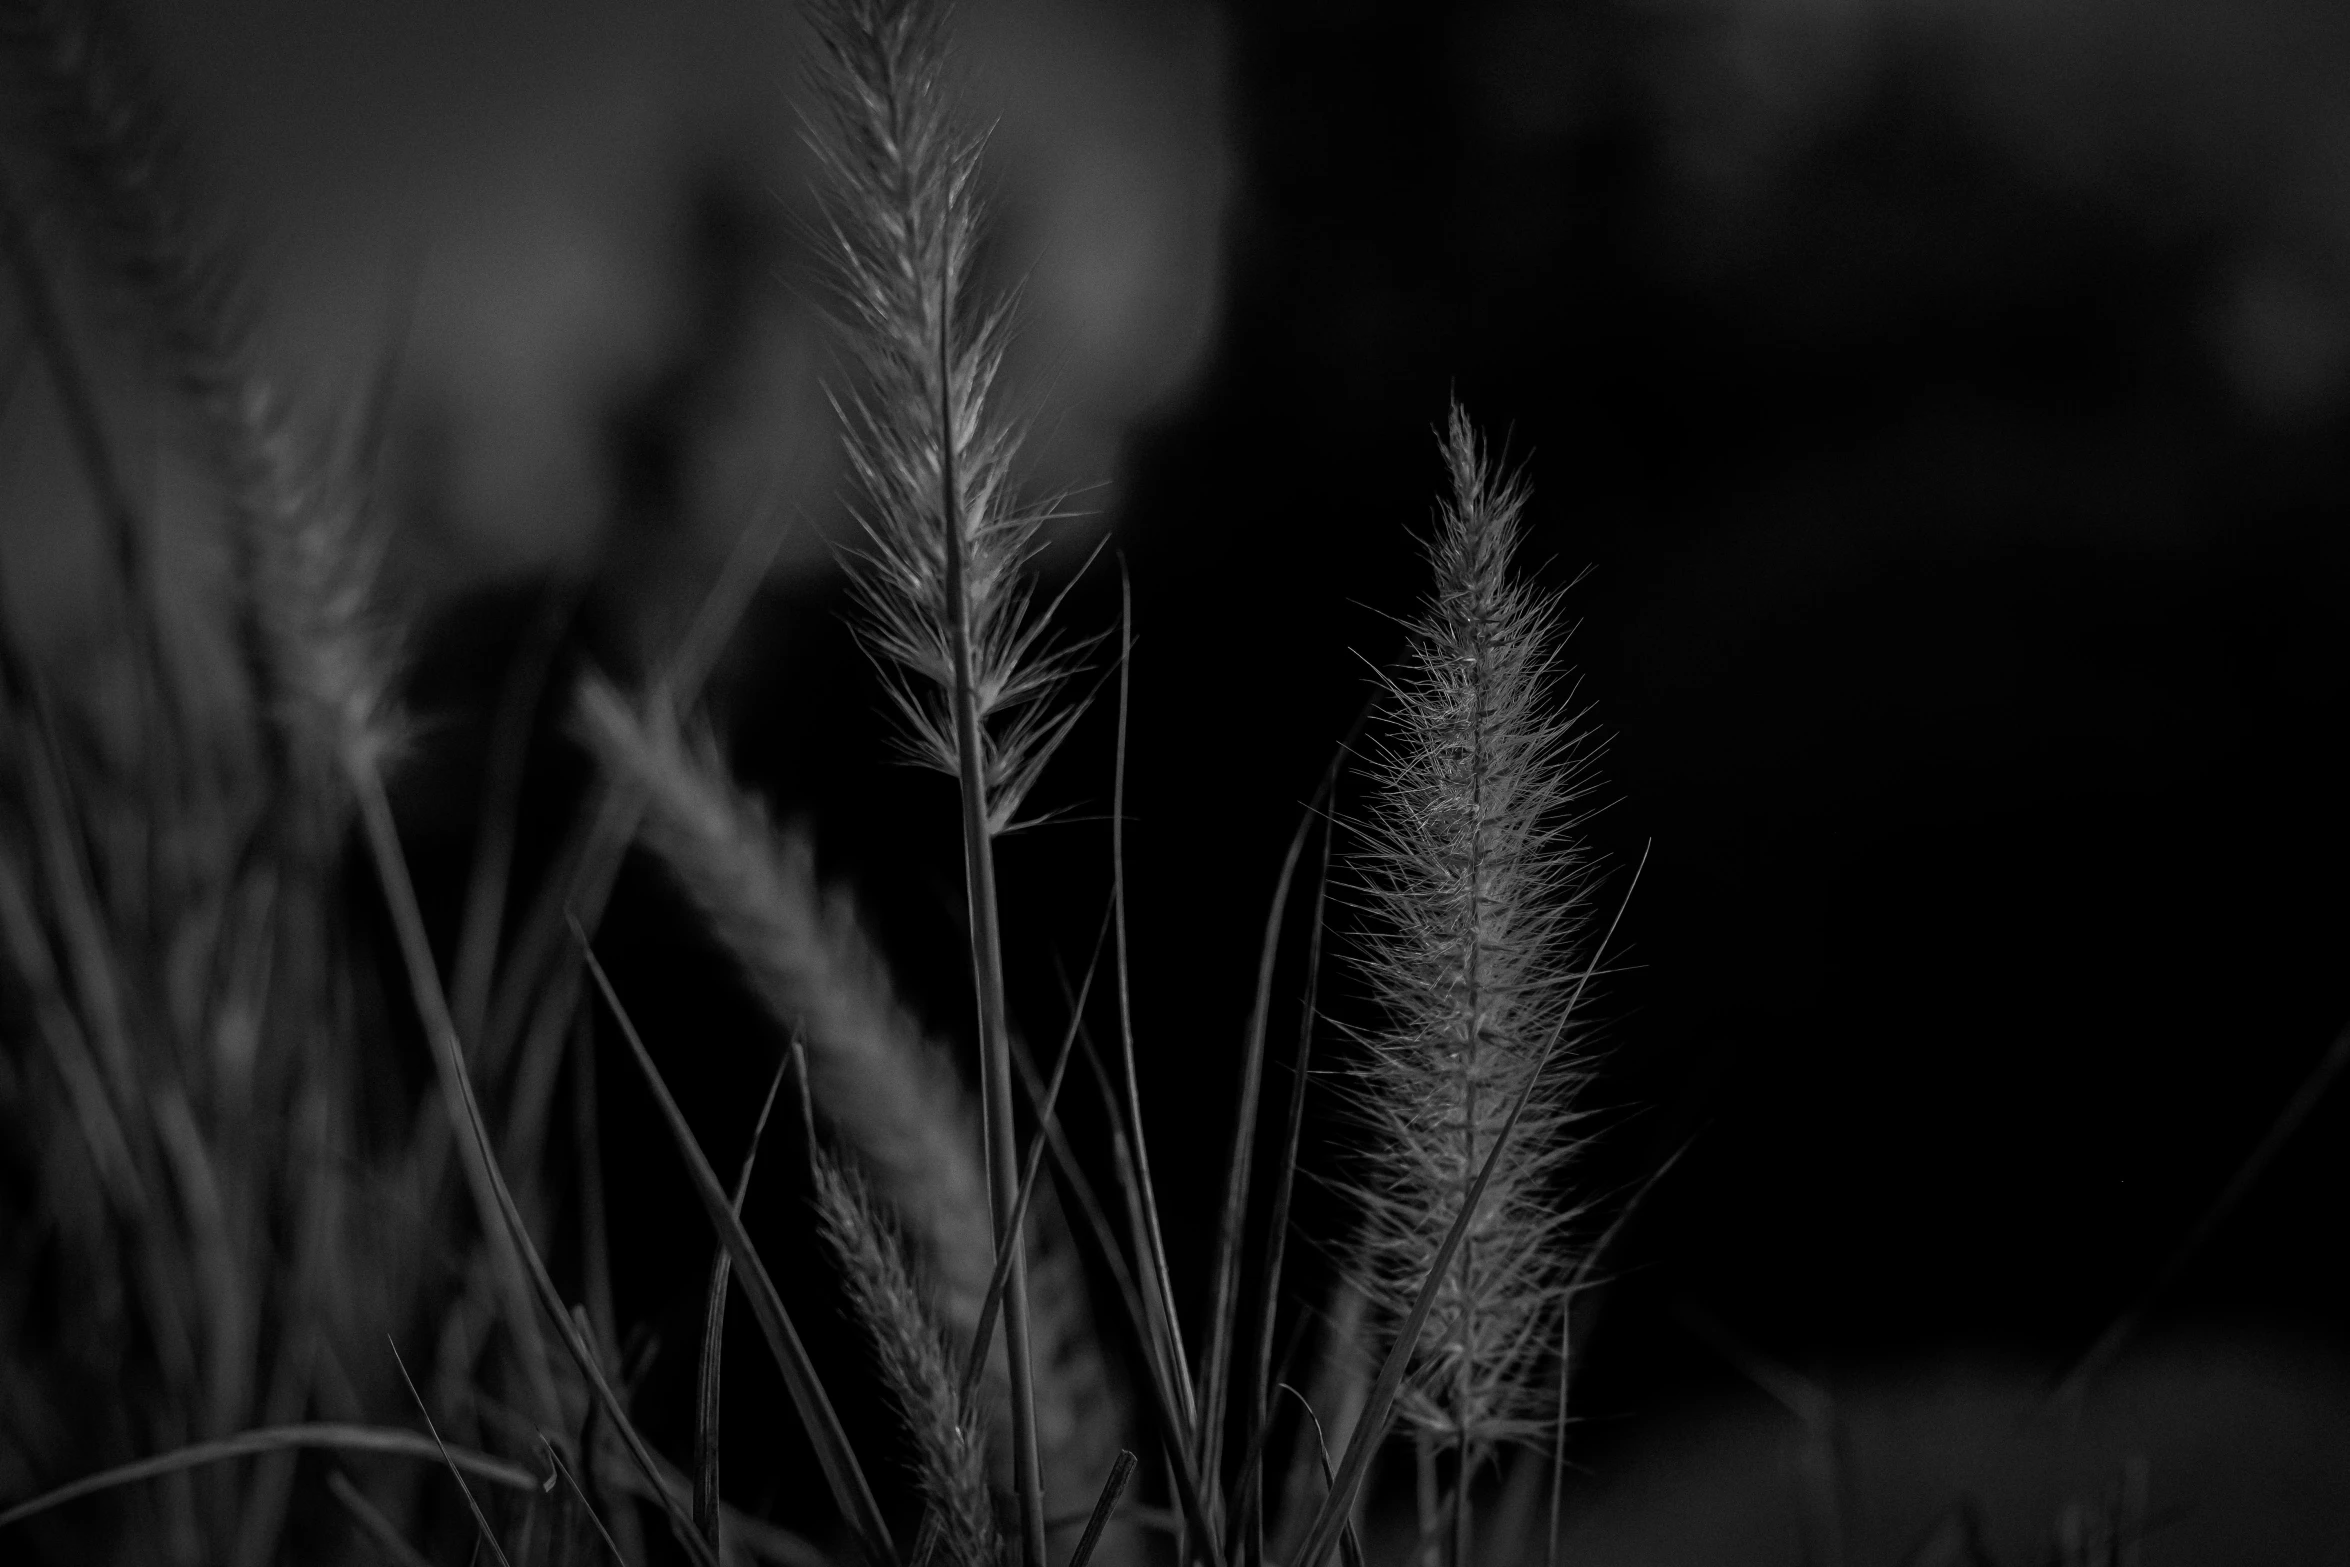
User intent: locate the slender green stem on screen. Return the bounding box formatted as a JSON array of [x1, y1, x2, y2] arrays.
[[1112, 573, 1194, 1421], [1449, 1427, 1470, 1567], [938, 287, 1046, 1567]]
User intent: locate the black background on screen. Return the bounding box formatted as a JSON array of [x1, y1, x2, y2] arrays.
[[390, 0, 2350, 1552]]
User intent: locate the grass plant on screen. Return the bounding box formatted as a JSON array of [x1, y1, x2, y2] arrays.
[[0, 0, 1643, 1563]]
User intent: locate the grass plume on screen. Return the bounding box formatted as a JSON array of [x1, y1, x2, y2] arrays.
[[812, 1151, 997, 1567], [1343, 406, 1606, 1559]]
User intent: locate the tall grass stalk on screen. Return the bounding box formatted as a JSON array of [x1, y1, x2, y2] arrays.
[[801, 2, 1095, 1563]]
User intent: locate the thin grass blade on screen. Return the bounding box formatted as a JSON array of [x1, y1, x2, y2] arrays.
[[958, 905, 1110, 1407], [481, 502, 790, 1089], [699, 1053, 792, 1549], [1276, 1387, 1365, 1567], [1237, 743, 1347, 1567], [1108, 568, 1193, 1428], [0, 1424, 539, 1532], [1064, 1451, 1136, 1567], [1197, 778, 1323, 1518], [1010, 1037, 1226, 1567], [452, 583, 576, 1045], [577, 928, 899, 1567], [390, 1339, 516, 1567], [355, 779, 718, 1566]]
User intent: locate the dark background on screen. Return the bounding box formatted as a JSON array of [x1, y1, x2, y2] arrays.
[[46, 0, 2349, 1556]]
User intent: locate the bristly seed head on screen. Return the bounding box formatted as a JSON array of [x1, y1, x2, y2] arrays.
[[1343, 403, 1606, 1455], [812, 1151, 999, 1567]]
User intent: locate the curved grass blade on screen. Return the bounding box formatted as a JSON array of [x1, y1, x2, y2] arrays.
[[0, 1425, 540, 1532], [1197, 772, 1327, 1521], [1276, 1387, 1364, 1567], [577, 927, 899, 1567], [1289, 846, 1647, 1567], [699, 1052, 792, 1550], [1109, 568, 1193, 1426]]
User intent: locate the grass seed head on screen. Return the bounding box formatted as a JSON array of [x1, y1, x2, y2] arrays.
[[1342, 405, 1607, 1456]]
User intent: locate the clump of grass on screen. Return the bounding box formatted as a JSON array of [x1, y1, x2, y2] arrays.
[[0, 3, 594, 1560], [0, 0, 1642, 1563], [0, 3, 443, 1560], [811, 1151, 996, 1567]]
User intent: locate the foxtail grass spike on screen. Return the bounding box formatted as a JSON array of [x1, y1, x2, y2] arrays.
[[1344, 407, 1607, 1474], [812, 1153, 996, 1567]]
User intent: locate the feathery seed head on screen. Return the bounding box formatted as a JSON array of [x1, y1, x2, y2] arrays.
[[1343, 404, 1606, 1454], [812, 1150, 1000, 1567], [802, 0, 1085, 833]]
